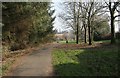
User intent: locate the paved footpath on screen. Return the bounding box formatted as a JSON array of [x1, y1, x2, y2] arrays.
[[6, 43, 59, 76]]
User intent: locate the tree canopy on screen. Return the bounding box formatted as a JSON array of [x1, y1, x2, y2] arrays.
[[2, 2, 55, 51]]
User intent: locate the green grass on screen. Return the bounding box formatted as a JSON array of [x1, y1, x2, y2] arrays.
[[2, 59, 15, 76], [95, 40, 111, 43], [59, 40, 76, 44], [59, 40, 111, 44], [52, 45, 118, 76], [95, 39, 120, 44], [59, 39, 120, 44]]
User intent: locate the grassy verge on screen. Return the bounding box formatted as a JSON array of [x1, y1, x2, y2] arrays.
[[2, 59, 15, 75], [52, 44, 118, 76], [1, 45, 37, 76]]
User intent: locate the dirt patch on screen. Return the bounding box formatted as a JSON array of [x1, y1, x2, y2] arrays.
[[55, 42, 115, 50]]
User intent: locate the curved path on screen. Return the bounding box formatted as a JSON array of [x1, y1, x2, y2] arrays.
[[6, 43, 59, 76]]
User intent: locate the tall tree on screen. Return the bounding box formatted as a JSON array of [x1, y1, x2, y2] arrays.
[[80, 2, 88, 43], [105, 0, 120, 44], [2, 2, 55, 50], [59, 2, 81, 44], [79, 2, 106, 45]]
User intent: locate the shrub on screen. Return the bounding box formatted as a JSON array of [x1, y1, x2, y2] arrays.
[[10, 43, 26, 51]]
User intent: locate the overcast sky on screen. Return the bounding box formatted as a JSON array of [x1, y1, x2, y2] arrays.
[[51, 0, 119, 32]]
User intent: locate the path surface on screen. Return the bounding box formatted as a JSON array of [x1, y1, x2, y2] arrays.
[[7, 43, 59, 76]]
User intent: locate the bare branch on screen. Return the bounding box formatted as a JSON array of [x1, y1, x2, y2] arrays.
[[114, 14, 120, 19]]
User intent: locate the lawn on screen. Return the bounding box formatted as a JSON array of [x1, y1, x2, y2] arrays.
[[52, 43, 118, 76], [59, 40, 76, 44]]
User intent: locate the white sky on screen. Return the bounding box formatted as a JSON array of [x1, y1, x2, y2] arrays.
[[51, 0, 65, 32], [51, 0, 120, 32]]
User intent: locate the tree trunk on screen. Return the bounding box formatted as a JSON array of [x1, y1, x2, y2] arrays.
[[87, 2, 93, 45], [76, 23, 79, 44], [73, 2, 78, 44], [88, 26, 92, 45], [88, 18, 92, 45], [111, 15, 116, 44], [84, 27, 87, 43], [83, 23, 87, 43], [76, 2, 81, 44], [91, 28, 94, 43], [109, 1, 116, 44]]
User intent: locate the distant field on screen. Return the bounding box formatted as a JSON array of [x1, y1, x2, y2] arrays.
[[58, 40, 112, 44], [59, 40, 76, 44]]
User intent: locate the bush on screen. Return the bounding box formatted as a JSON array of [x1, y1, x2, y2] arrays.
[[116, 32, 120, 39], [94, 34, 111, 41], [10, 43, 26, 51]]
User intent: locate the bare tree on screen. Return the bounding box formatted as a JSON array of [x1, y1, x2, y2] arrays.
[[80, 2, 88, 43], [59, 2, 81, 44], [79, 1, 106, 45], [58, 1, 108, 45], [105, 0, 120, 44]]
